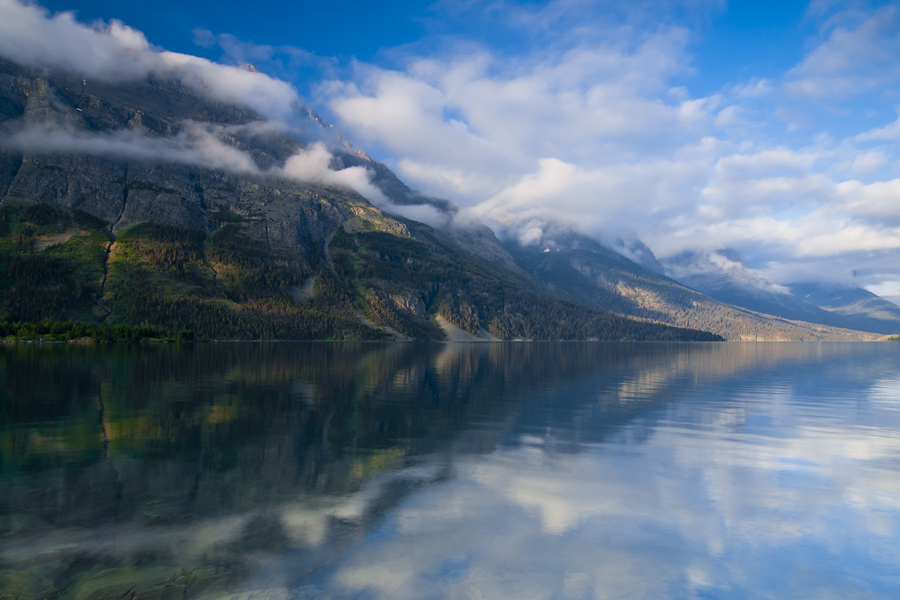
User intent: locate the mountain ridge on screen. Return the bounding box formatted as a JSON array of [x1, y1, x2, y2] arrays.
[[506, 236, 882, 341], [0, 57, 723, 341], [0, 56, 888, 341], [659, 248, 900, 335]]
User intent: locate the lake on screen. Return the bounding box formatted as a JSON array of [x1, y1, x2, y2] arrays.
[[1, 342, 899, 599]]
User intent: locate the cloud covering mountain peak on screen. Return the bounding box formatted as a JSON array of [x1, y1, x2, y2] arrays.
[[0, 0, 446, 220]]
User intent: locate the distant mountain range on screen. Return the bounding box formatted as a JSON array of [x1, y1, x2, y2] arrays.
[[661, 248, 900, 335], [0, 57, 894, 341]]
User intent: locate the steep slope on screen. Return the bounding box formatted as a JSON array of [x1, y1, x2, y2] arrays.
[[662, 249, 852, 326], [661, 248, 900, 336], [330, 211, 718, 341], [0, 58, 718, 341], [790, 282, 900, 335], [508, 235, 879, 341]]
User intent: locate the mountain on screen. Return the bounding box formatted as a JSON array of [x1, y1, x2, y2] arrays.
[[662, 249, 849, 325], [506, 233, 880, 341], [660, 248, 900, 336], [0, 57, 722, 342], [1, 54, 891, 342], [790, 282, 900, 335]]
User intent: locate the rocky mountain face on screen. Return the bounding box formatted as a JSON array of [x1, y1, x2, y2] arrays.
[[0, 59, 335, 266], [0, 57, 723, 341]]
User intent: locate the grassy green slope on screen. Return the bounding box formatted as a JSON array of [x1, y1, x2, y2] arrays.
[[0, 203, 384, 341], [0, 203, 110, 324], [102, 221, 384, 341]]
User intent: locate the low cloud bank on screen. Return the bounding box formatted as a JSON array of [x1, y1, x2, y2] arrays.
[[0, 0, 304, 134], [663, 250, 792, 296], [1, 117, 436, 222], [276, 141, 387, 205], [3, 121, 258, 174], [0, 0, 154, 81]]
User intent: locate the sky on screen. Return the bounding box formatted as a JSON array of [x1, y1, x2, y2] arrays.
[[4, 0, 900, 299]]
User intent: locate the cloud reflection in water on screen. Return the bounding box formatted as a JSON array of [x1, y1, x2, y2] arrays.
[[1, 342, 899, 599], [314, 345, 900, 599]]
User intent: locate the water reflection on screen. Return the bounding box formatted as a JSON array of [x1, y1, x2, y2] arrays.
[[1, 342, 899, 598]]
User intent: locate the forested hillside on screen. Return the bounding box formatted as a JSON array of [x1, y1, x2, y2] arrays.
[[330, 215, 719, 341], [0, 202, 379, 340], [0, 200, 721, 341]]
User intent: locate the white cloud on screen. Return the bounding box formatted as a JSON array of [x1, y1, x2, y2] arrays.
[[0, 0, 305, 133], [664, 250, 792, 295], [156, 52, 302, 128], [786, 5, 900, 98], [319, 28, 704, 207], [732, 78, 774, 99], [1, 120, 259, 174], [466, 156, 702, 244], [856, 108, 900, 142], [848, 150, 888, 176], [697, 148, 834, 222], [277, 141, 389, 205], [836, 179, 900, 224], [0, 0, 155, 80]]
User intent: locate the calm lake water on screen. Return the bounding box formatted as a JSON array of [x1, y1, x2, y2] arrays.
[[1, 342, 899, 599]]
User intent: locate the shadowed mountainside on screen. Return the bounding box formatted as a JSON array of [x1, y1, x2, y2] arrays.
[[0, 58, 722, 341]]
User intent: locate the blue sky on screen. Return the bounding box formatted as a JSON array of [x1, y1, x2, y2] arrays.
[[7, 0, 900, 299], [37, 1, 834, 100]]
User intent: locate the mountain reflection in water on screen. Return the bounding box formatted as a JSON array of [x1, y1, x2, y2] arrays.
[[1, 342, 899, 599]]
